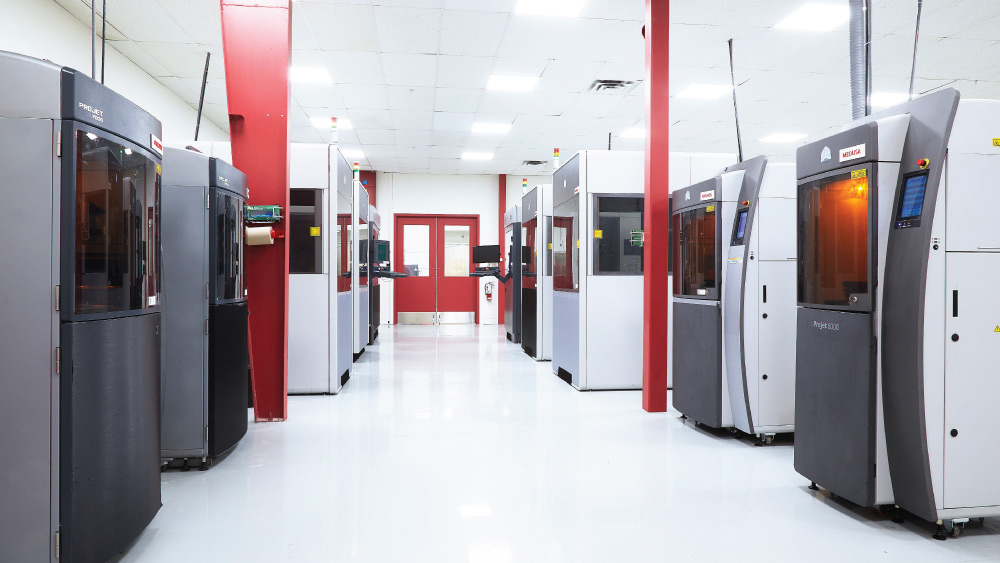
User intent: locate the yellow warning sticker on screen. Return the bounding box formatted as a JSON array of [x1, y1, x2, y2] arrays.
[[548, 242, 553, 250], [576, 240, 580, 248], [594, 229, 603, 239], [994, 325, 999, 333], [852, 169, 868, 179], [993, 138, 1000, 147], [706, 205, 716, 213], [156, 163, 162, 174], [310, 227, 321, 237]]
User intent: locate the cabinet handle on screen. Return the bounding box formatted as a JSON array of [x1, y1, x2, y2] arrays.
[[762, 285, 767, 304], [952, 290, 958, 318]]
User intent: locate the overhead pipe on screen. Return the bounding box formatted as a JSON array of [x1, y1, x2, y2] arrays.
[[194, 53, 211, 141], [909, 0, 924, 99], [91, 0, 96, 79], [101, 0, 107, 84], [849, 0, 872, 118]]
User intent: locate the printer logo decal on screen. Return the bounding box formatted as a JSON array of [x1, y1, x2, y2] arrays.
[[78, 102, 104, 123], [684, 192, 691, 201], [839, 144, 866, 162], [812, 320, 840, 331], [820, 146, 832, 163], [700, 190, 715, 201]]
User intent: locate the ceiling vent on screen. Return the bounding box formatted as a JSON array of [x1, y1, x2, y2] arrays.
[[522, 160, 547, 166], [588, 79, 638, 94]]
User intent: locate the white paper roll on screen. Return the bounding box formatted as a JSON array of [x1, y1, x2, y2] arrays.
[[246, 226, 274, 246]]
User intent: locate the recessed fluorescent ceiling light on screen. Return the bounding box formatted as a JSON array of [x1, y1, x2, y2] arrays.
[[761, 132, 807, 143], [514, 0, 585, 17], [311, 117, 352, 129], [621, 127, 645, 138], [289, 67, 332, 84], [870, 92, 910, 108], [775, 3, 850, 32], [340, 149, 365, 159], [471, 123, 512, 134], [487, 75, 539, 92], [676, 84, 733, 100], [462, 152, 494, 160]]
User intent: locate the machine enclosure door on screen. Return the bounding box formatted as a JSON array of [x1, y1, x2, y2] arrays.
[[795, 307, 877, 507], [672, 301, 723, 426]]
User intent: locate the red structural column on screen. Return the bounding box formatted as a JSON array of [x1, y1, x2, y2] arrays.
[[497, 174, 506, 325], [220, 0, 292, 421], [642, 0, 669, 412]]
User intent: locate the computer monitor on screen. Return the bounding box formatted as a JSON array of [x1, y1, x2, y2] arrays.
[[472, 245, 501, 264]]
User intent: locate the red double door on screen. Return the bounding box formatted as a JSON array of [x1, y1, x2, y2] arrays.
[[394, 215, 479, 324]]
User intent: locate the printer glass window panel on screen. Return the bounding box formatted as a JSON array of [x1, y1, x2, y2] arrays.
[[594, 195, 644, 275], [553, 195, 579, 292], [289, 189, 323, 275], [522, 218, 537, 289], [673, 205, 717, 297], [74, 130, 160, 314], [215, 191, 245, 300], [799, 173, 870, 307]]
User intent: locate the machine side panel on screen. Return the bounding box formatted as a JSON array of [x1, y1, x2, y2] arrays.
[[584, 276, 643, 389], [542, 275, 554, 361], [358, 287, 370, 350], [208, 302, 249, 458], [672, 300, 722, 427], [723, 247, 752, 433], [945, 154, 1000, 252], [756, 260, 797, 429], [336, 291, 352, 388], [521, 287, 538, 357], [0, 116, 56, 562], [794, 308, 876, 507], [64, 314, 162, 563], [943, 252, 1000, 509], [290, 143, 330, 189], [0, 53, 61, 118], [162, 147, 210, 188], [552, 291, 580, 386], [288, 274, 331, 393], [160, 185, 209, 456], [881, 89, 959, 523]]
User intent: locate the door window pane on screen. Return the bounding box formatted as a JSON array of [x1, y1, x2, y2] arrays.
[[553, 195, 579, 292], [545, 216, 553, 277], [443, 225, 470, 277], [289, 189, 323, 274], [403, 224, 430, 277], [673, 204, 717, 297], [594, 196, 644, 275], [799, 172, 871, 307], [522, 219, 537, 289], [215, 191, 244, 300], [337, 194, 351, 292], [358, 219, 369, 284], [74, 129, 160, 314]]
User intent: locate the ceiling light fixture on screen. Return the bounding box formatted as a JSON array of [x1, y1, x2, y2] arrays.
[[620, 127, 646, 138], [514, 0, 585, 17], [487, 75, 539, 92], [462, 152, 494, 160], [676, 84, 733, 100], [870, 92, 910, 108], [311, 117, 352, 130], [471, 123, 512, 134], [775, 3, 850, 32], [289, 67, 332, 84], [760, 132, 807, 144]]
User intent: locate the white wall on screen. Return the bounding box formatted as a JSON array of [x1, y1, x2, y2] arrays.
[[505, 174, 553, 212], [2, 0, 228, 143], [376, 173, 501, 325]]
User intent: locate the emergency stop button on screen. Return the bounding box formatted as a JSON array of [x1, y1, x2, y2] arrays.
[[917, 158, 930, 169]]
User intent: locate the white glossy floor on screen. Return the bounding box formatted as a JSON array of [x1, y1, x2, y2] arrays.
[[118, 325, 1000, 562]]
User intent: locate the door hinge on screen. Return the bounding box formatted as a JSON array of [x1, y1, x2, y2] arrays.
[[206, 284, 210, 299], [205, 426, 209, 443], [54, 285, 60, 311], [205, 319, 210, 335], [55, 347, 61, 374], [55, 530, 61, 558], [56, 131, 61, 157], [206, 193, 211, 209]]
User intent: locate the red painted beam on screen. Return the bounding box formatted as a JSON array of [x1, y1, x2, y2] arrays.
[[497, 174, 506, 325], [642, 0, 669, 413], [220, 0, 292, 421]]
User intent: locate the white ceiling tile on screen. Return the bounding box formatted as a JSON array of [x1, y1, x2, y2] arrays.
[[439, 9, 508, 57], [432, 111, 476, 131], [434, 88, 483, 113], [536, 60, 605, 93], [290, 3, 320, 51], [430, 131, 470, 145], [382, 53, 439, 87], [340, 84, 389, 109], [326, 51, 385, 85], [374, 6, 443, 54], [292, 83, 344, 108], [102, 0, 194, 43], [395, 129, 434, 145], [108, 40, 173, 78], [156, 0, 224, 45], [349, 108, 394, 129], [436, 55, 493, 88], [302, 2, 379, 52], [491, 57, 548, 77], [391, 110, 434, 130], [135, 41, 215, 78], [387, 86, 434, 111]]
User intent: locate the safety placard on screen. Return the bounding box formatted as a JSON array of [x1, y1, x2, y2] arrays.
[[594, 229, 603, 239], [309, 227, 321, 237], [852, 169, 867, 179], [706, 205, 716, 213], [993, 138, 1000, 147], [994, 325, 999, 333]]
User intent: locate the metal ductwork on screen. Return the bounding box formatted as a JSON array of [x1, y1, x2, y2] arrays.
[[849, 0, 872, 119]]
